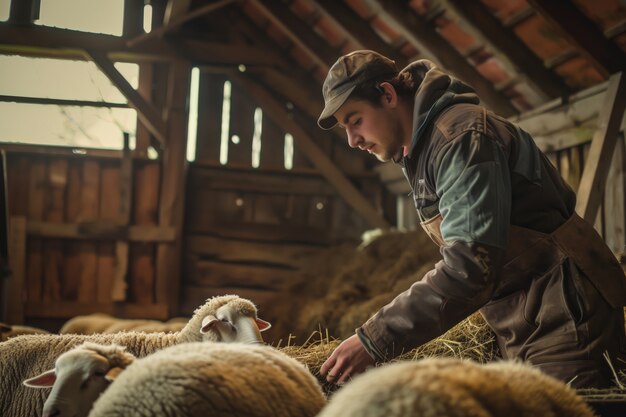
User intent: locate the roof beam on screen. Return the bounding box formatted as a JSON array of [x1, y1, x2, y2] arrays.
[[0, 23, 276, 66], [231, 73, 389, 229], [363, 0, 518, 116], [445, 0, 571, 100], [311, 0, 409, 69], [528, 0, 626, 78], [576, 72, 626, 222], [252, 0, 336, 70], [86, 50, 169, 146], [127, 0, 236, 47]]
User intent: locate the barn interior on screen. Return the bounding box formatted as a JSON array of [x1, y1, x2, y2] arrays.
[[1, 1, 626, 408]]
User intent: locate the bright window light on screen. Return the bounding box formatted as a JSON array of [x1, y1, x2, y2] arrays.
[[186, 67, 200, 162], [284, 133, 294, 170], [231, 135, 240, 144], [219, 81, 232, 165], [37, 0, 124, 36], [143, 3, 153, 33], [0, 56, 137, 102], [0, 0, 9, 21], [251, 107, 262, 168], [0, 103, 137, 149]]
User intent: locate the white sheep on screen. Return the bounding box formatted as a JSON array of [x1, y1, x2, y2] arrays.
[[23, 342, 136, 417], [0, 322, 50, 342], [88, 342, 326, 417], [317, 358, 596, 417], [1, 294, 271, 417], [59, 314, 188, 335]]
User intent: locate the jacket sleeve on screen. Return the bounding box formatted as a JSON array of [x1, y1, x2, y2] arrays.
[[360, 131, 511, 361]]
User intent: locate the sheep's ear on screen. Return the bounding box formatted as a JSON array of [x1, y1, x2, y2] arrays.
[[0, 323, 11, 332], [23, 369, 56, 388], [105, 367, 124, 382], [200, 314, 218, 334], [256, 318, 272, 332]]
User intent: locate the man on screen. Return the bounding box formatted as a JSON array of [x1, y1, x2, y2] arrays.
[[317, 50, 626, 388]]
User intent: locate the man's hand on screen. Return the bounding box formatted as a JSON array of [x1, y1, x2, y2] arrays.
[[320, 334, 375, 384]]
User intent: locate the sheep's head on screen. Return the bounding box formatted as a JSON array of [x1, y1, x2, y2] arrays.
[[180, 295, 271, 344], [23, 342, 135, 417]]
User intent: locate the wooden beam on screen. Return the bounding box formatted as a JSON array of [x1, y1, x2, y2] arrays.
[[9, 0, 38, 24], [123, 0, 144, 38], [528, 0, 626, 78], [232, 73, 389, 229], [155, 61, 191, 314], [0, 95, 130, 108], [164, 0, 193, 24], [445, 0, 571, 100], [363, 0, 518, 116], [24, 302, 170, 319], [0, 23, 277, 66], [128, 0, 236, 47], [86, 50, 169, 146], [576, 72, 626, 222], [252, 0, 336, 70], [311, 0, 409, 68], [6, 217, 26, 324]]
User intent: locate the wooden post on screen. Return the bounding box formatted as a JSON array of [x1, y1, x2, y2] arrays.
[[155, 60, 191, 314], [6, 217, 26, 324], [576, 72, 626, 223]]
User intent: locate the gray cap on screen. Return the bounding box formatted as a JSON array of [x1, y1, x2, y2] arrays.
[[317, 50, 397, 130]]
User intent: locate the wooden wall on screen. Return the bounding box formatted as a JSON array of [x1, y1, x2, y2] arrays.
[[1, 145, 171, 326], [179, 73, 394, 319]]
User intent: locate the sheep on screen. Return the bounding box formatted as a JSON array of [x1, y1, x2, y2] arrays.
[[316, 358, 596, 417], [59, 314, 188, 335], [0, 322, 50, 342], [23, 342, 136, 417], [1, 294, 271, 417], [87, 342, 326, 417]]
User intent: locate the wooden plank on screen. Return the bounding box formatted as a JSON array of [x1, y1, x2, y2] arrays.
[[231, 74, 389, 229], [111, 138, 133, 302], [603, 133, 626, 256], [26, 159, 46, 302], [130, 162, 160, 305], [226, 81, 256, 167], [26, 221, 176, 242], [0, 24, 280, 66], [77, 161, 100, 303], [188, 166, 337, 195], [195, 73, 226, 163], [8, 0, 37, 24], [87, 50, 169, 146], [6, 156, 30, 217], [123, 0, 144, 38], [252, 194, 288, 224], [156, 61, 191, 314], [365, 0, 518, 116], [6, 217, 26, 324], [312, 0, 409, 68], [1, 143, 127, 160], [42, 159, 67, 302], [63, 161, 82, 300], [576, 72, 626, 223], [24, 302, 169, 319], [186, 257, 295, 290], [128, 0, 235, 47], [135, 63, 154, 157], [186, 235, 322, 269], [97, 162, 120, 303], [446, 0, 571, 99], [528, 0, 626, 78], [187, 220, 331, 245]]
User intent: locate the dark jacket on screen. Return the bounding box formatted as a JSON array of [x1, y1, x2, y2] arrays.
[[359, 61, 626, 380]]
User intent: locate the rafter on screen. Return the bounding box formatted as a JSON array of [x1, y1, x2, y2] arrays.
[[311, 0, 409, 69], [528, 0, 626, 78], [445, 0, 571, 100], [363, 0, 518, 116]]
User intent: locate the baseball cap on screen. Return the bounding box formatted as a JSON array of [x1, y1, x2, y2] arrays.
[[317, 50, 398, 130]]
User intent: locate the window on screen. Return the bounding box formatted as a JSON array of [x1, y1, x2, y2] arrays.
[[219, 81, 232, 165], [186, 67, 200, 162], [37, 0, 124, 36], [0, 0, 9, 22], [251, 108, 262, 168]]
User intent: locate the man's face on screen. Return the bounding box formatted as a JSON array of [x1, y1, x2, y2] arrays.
[[334, 96, 404, 163]]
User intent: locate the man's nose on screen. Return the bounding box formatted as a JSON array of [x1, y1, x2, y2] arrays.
[[347, 130, 363, 148]]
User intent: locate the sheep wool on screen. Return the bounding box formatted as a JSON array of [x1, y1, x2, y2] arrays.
[[0, 295, 262, 417], [317, 358, 596, 417], [0, 323, 50, 342], [89, 342, 326, 417]]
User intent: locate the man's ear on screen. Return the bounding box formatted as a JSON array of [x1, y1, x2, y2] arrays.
[[379, 82, 398, 107]]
